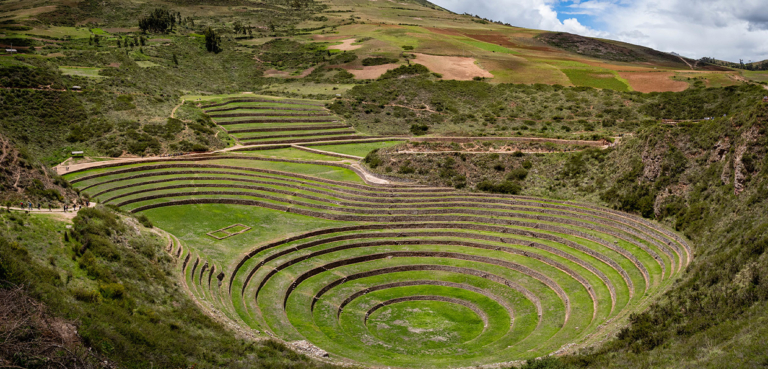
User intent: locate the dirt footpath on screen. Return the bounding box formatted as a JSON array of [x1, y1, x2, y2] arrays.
[[412, 53, 493, 81]]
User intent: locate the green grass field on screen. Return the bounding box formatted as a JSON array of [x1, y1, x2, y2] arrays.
[[308, 141, 404, 157], [58, 66, 105, 78], [562, 69, 631, 91]]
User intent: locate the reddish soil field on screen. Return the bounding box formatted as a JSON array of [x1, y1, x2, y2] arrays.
[[465, 33, 517, 48], [619, 72, 689, 93], [413, 53, 493, 80], [311, 34, 350, 41]]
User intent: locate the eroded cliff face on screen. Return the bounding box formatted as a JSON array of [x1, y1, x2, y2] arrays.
[[0, 134, 77, 205], [734, 126, 761, 195]]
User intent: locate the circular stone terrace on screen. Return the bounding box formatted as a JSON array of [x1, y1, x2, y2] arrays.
[[61, 97, 691, 368]]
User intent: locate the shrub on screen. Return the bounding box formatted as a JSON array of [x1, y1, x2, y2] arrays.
[[136, 214, 153, 228], [99, 283, 125, 299], [507, 168, 529, 181], [71, 288, 101, 303], [362, 57, 399, 66], [477, 180, 521, 195], [364, 149, 383, 168], [522, 160, 533, 169], [329, 52, 357, 64], [410, 124, 429, 136], [379, 64, 430, 80]]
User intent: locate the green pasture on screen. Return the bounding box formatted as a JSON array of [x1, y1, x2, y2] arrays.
[[742, 70, 768, 82], [238, 147, 349, 161], [136, 61, 161, 68], [143, 204, 351, 266], [23, 26, 92, 39], [307, 140, 404, 157], [59, 66, 105, 78], [561, 69, 631, 91]]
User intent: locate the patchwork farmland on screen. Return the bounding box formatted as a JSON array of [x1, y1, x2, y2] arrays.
[[63, 148, 690, 367]]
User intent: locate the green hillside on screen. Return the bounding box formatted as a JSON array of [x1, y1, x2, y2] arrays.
[[2, 0, 768, 368]]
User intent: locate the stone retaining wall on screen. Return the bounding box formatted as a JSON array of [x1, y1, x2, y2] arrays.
[[251, 238, 597, 319], [304, 264, 542, 321], [201, 98, 325, 109], [218, 118, 337, 125], [102, 178, 677, 274], [210, 112, 331, 118], [205, 106, 324, 113], [227, 124, 350, 134], [241, 135, 364, 146], [271, 250, 571, 323], [136, 198, 651, 293], [120, 190, 654, 288], [237, 130, 356, 141]]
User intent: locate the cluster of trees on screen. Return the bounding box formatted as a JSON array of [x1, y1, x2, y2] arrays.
[[138, 9, 181, 33], [700, 57, 768, 71], [116, 35, 145, 48], [204, 27, 221, 53], [232, 21, 255, 37]]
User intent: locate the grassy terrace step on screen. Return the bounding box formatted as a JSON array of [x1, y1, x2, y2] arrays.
[[68, 156, 689, 368], [230, 128, 355, 139], [116, 192, 662, 291], [92, 179, 679, 268], [240, 135, 367, 145], [201, 98, 326, 109], [205, 106, 327, 113], [209, 112, 332, 118], [216, 118, 339, 125], [226, 123, 351, 134]]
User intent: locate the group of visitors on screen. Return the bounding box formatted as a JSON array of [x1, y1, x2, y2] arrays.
[[14, 200, 90, 213]]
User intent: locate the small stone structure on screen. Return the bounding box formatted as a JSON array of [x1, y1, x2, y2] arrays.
[[206, 223, 252, 240]]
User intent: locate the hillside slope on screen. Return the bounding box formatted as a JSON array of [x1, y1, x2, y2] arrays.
[[1, 0, 768, 368]]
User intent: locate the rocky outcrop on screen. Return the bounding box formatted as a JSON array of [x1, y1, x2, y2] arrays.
[[289, 340, 329, 358], [734, 127, 759, 195], [709, 138, 730, 163]]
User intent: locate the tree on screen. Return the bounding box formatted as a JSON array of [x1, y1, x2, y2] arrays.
[[93, 34, 100, 46], [138, 8, 176, 33], [172, 53, 178, 65], [204, 27, 221, 53]]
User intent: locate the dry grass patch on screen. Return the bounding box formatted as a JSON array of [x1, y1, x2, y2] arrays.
[[328, 39, 362, 51], [618, 72, 689, 93], [413, 53, 493, 80], [346, 64, 400, 79]]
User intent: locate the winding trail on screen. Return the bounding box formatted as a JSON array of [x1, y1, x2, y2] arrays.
[[171, 99, 185, 119]]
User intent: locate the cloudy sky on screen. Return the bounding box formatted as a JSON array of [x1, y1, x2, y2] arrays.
[[429, 0, 768, 63]]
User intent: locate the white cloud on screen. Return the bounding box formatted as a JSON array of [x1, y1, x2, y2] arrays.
[[429, 0, 768, 62], [431, 0, 606, 37]]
